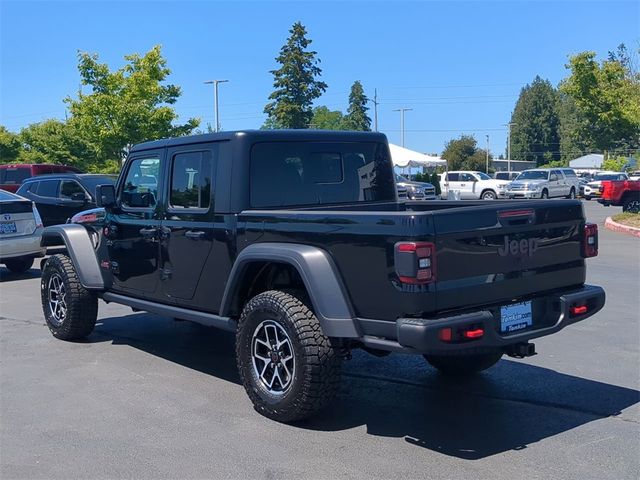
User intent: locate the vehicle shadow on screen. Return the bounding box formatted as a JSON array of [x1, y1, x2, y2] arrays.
[[88, 313, 639, 460], [0, 266, 42, 282]]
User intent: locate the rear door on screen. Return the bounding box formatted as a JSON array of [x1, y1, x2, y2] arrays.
[[160, 144, 216, 304]]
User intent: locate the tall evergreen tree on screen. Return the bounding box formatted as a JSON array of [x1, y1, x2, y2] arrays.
[[264, 22, 327, 129], [342, 81, 371, 131], [509, 76, 561, 166]]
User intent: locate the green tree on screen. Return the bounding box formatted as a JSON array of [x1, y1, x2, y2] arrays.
[[560, 48, 640, 153], [557, 93, 594, 161], [429, 172, 441, 196], [264, 22, 327, 129], [509, 76, 561, 166], [66, 45, 199, 165], [310, 106, 345, 130], [441, 135, 489, 171], [342, 80, 371, 131], [601, 156, 629, 171], [0, 126, 21, 163]]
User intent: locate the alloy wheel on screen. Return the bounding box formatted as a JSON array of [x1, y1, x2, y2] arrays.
[[251, 320, 295, 395], [48, 273, 67, 326]]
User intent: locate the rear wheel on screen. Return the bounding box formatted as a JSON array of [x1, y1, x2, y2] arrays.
[[424, 350, 503, 376], [566, 188, 576, 199], [3, 256, 34, 273], [236, 290, 341, 422], [541, 189, 549, 199], [622, 196, 640, 213], [481, 190, 497, 200], [41, 254, 98, 340]]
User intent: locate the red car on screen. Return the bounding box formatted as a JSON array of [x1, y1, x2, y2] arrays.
[[0, 164, 82, 193], [598, 179, 640, 212]]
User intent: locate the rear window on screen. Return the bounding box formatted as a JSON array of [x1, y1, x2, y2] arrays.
[[0, 167, 31, 184], [563, 169, 577, 177], [250, 142, 395, 208]]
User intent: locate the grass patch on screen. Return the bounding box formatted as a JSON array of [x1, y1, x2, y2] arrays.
[[612, 212, 640, 228]]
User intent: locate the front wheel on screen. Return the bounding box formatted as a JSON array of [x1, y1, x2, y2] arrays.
[[236, 290, 341, 422], [41, 254, 98, 340], [481, 190, 497, 200], [566, 188, 576, 199], [424, 350, 503, 376], [584, 196, 591, 201], [541, 189, 549, 199], [3, 256, 34, 273]]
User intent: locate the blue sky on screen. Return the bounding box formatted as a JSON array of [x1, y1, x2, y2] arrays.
[[1, 0, 638, 157]]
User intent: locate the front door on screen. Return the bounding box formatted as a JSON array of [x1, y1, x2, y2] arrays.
[[107, 151, 164, 296], [458, 172, 477, 199], [160, 145, 216, 304]]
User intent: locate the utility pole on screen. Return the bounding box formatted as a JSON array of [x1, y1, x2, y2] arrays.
[[204, 79, 229, 132], [372, 89, 379, 132], [393, 107, 412, 147], [505, 122, 516, 172], [486, 134, 490, 174]]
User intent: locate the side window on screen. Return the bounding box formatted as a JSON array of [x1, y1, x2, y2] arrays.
[[37, 180, 59, 197], [169, 151, 213, 210], [121, 157, 160, 208], [447, 173, 459, 181], [60, 180, 86, 199], [460, 173, 476, 182], [550, 171, 558, 181], [27, 182, 39, 193]]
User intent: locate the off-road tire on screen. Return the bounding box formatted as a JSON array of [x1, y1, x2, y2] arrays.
[[236, 290, 341, 423], [481, 190, 497, 200], [41, 254, 98, 341], [424, 350, 503, 376], [541, 189, 549, 199], [4, 256, 34, 273]]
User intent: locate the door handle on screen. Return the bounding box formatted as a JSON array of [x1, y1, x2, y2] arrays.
[[139, 227, 157, 239], [185, 230, 205, 240]]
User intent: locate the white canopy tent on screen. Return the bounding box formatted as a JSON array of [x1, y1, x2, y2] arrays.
[[389, 143, 447, 168]]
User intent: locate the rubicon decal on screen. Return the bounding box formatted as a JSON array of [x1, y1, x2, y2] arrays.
[[498, 236, 539, 257]]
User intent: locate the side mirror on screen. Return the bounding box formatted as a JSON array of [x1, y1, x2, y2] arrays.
[[96, 184, 116, 208]]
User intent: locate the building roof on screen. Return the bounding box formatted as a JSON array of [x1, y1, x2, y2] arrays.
[[569, 154, 604, 168]]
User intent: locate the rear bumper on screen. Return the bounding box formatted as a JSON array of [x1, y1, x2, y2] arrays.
[[359, 285, 605, 354], [0, 231, 46, 261]]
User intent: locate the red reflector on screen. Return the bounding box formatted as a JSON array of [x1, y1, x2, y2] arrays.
[[463, 328, 484, 339], [439, 328, 452, 342], [416, 269, 432, 281], [571, 305, 588, 315], [498, 209, 534, 218]]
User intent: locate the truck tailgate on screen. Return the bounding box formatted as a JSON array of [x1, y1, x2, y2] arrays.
[[432, 200, 586, 312]]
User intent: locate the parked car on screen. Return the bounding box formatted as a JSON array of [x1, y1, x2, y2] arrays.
[[395, 174, 436, 200], [578, 178, 590, 197], [16, 173, 117, 226], [440, 171, 509, 199], [39, 130, 604, 423], [598, 179, 640, 212], [0, 190, 46, 273], [0, 164, 82, 193], [583, 172, 629, 200], [506, 168, 579, 199], [628, 171, 640, 181], [494, 171, 519, 181]]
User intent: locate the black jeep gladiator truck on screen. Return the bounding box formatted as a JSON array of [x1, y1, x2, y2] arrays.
[[40, 130, 605, 422]]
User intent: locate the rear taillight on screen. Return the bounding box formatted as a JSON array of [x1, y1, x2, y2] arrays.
[[583, 223, 598, 258], [32, 203, 43, 228], [394, 241, 436, 284]]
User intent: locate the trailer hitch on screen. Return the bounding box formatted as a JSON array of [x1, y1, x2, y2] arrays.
[[505, 342, 536, 359]]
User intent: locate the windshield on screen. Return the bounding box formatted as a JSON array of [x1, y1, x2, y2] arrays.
[[476, 172, 491, 180], [516, 171, 548, 181], [593, 173, 622, 181]]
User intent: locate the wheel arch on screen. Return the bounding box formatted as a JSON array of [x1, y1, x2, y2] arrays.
[[41, 225, 105, 290], [480, 189, 497, 198], [220, 243, 359, 338]]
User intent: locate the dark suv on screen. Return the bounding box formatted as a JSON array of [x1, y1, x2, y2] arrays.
[[0, 164, 82, 193], [17, 173, 117, 226]]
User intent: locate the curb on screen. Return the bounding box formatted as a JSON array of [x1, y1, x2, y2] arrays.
[[605, 217, 640, 238]]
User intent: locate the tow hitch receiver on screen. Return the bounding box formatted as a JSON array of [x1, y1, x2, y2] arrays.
[[505, 342, 536, 359]]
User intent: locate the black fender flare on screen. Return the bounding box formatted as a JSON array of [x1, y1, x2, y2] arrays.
[[220, 243, 360, 338], [41, 224, 105, 290]]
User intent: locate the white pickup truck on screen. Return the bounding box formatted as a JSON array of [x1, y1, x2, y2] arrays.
[[440, 171, 510, 200]]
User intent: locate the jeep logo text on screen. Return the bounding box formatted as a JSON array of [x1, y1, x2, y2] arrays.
[[498, 236, 539, 257]]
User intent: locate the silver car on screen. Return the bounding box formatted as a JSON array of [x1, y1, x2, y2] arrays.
[[506, 168, 578, 199], [0, 190, 46, 273]]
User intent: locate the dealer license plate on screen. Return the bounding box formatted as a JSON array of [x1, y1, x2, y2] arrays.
[[500, 301, 532, 333], [0, 222, 17, 234]]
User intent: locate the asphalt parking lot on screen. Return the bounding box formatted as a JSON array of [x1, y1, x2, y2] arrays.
[[1, 200, 639, 480]]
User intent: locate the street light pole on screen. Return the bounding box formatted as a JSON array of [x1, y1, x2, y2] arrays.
[[486, 134, 490, 174], [204, 79, 229, 132], [393, 107, 412, 147]]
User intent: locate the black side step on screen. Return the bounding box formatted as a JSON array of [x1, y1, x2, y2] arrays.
[[101, 292, 237, 332]]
